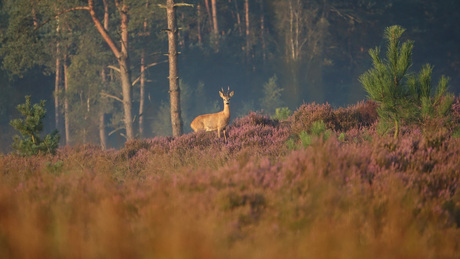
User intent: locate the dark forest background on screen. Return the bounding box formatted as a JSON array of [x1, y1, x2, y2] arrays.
[[0, 0, 459, 152]]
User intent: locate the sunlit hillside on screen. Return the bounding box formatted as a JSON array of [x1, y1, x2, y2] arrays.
[[1, 99, 460, 258]]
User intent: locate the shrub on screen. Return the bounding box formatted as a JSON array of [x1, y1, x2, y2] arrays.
[[10, 96, 60, 156], [290, 102, 337, 135]]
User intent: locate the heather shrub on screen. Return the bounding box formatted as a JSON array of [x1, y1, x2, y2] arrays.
[[334, 100, 378, 131], [290, 102, 337, 135], [1, 99, 459, 259], [226, 112, 290, 157]]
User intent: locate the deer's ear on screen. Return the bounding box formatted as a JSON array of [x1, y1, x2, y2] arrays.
[[229, 91, 234, 97], [219, 91, 224, 98]]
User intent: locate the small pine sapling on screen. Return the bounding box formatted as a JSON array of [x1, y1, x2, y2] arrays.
[[360, 25, 454, 139], [10, 96, 60, 156]]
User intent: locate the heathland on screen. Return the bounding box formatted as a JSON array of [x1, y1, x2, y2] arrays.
[[1, 100, 459, 258]]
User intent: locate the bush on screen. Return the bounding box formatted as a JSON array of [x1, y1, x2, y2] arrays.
[[10, 96, 60, 156]]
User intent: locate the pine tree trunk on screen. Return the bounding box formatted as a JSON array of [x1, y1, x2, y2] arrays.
[[233, 0, 242, 35], [204, 0, 212, 32], [167, 0, 183, 137], [139, 1, 149, 139], [245, 0, 250, 61], [88, 0, 134, 141], [55, 52, 61, 132], [196, 3, 202, 44], [139, 48, 146, 139], [119, 4, 134, 140], [99, 0, 109, 149], [55, 16, 61, 137], [211, 0, 219, 36], [99, 112, 107, 149], [259, 0, 266, 62], [64, 55, 70, 145]]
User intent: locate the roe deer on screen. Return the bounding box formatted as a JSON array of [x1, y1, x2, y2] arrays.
[[191, 87, 234, 142]]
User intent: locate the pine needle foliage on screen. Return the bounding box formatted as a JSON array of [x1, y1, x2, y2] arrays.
[[360, 25, 454, 139], [10, 96, 60, 156]]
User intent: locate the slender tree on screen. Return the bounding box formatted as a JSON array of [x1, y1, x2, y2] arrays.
[[166, 0, 183, 136]]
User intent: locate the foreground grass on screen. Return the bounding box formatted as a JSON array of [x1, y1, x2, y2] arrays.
[[1, 101, 460, 258]]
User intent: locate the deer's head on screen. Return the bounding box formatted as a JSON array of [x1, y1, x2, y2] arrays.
[[219, 87, 234, 105]]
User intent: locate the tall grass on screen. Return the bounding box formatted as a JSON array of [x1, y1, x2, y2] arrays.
[[0, 100, 459, 258]]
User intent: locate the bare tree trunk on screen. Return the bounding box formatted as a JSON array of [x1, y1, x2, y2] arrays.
[[211, 0, 219, 36], [204, 0, 212, 32], [233, 0, 242, 35], [64, 55, 70, 145], [139, 48, 146, 138], [99, 0, 109, 149], [166, 0, 183, 137], [88, 0, 134, 140], [196, 3, 202, 44], [55, 15, 61, 138], [259, 0, 266, 62], [99, 112, 107, 149], [138, 1, 149, 139], [55, 50, 61, 131], [245, 0, 250, 60]]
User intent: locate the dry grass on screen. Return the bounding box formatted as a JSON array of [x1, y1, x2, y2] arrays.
[[1, 102, 459, 258]]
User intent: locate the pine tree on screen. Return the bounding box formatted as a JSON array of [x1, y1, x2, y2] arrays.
[[359, 25, 454, 139], [359, 25, 413, 138], [259, 75, 284, 115], [10, 96, 60, 156]]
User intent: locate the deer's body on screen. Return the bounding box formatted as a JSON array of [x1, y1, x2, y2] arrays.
[[191, 88, 234, 141]]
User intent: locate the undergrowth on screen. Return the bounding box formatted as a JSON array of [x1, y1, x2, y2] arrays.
[[0, 99, 459, 258]]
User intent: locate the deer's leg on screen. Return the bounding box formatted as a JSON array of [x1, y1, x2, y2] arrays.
[[223, 129, 227, 142], [217, 128, 221, 138]]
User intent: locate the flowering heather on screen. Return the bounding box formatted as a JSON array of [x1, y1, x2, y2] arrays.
[[0, 100, 459, 258], [290, 101, 379, 135]]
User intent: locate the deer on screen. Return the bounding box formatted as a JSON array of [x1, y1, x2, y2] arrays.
[[191, 87, 234, 142]]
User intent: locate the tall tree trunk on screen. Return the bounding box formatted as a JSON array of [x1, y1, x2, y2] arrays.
[[245, 0, 250, 61], [99, 0, 109, 149], [55, 50, 61, 132], [88, 0, 134, 140], [55, 15, 61, 140], [196, 3, 202, 44], [166, 0, 183, 137], [118, 2, 134, 140], [139, 48, 146, 138], [211, 0, 219, 37], [233, 0, 242, 35], [99, 112, 107, 149], [259, 0, 266, 62], [204, 0, 212, 32], [64, 55, 70, 145], [139, 1, 149, 139]]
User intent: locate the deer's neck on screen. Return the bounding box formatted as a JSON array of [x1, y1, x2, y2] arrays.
[[223, 103, 230, 116]]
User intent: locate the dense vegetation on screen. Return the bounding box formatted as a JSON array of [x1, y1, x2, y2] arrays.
[[1, 1, 460, 150], [1, 99, 459, 258]]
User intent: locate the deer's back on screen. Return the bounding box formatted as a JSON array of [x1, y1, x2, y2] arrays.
[[191, 111, 230, 132]]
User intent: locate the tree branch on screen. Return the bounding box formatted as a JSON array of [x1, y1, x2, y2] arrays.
[[132, 60, 168, 85], [34, 6, 90, 31], [88, 0, 122, 59], [100, 92, 123, 103]]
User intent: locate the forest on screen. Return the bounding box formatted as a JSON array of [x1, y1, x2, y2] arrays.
[[1, 0, 459, 150]]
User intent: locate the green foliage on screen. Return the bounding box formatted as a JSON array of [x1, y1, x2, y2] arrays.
[[259, 75, 284, 115], [360, 25, 454, 139], [10, 96, 60, 156], [273, 107, 292, 121], [289, 120, 332, 149]]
